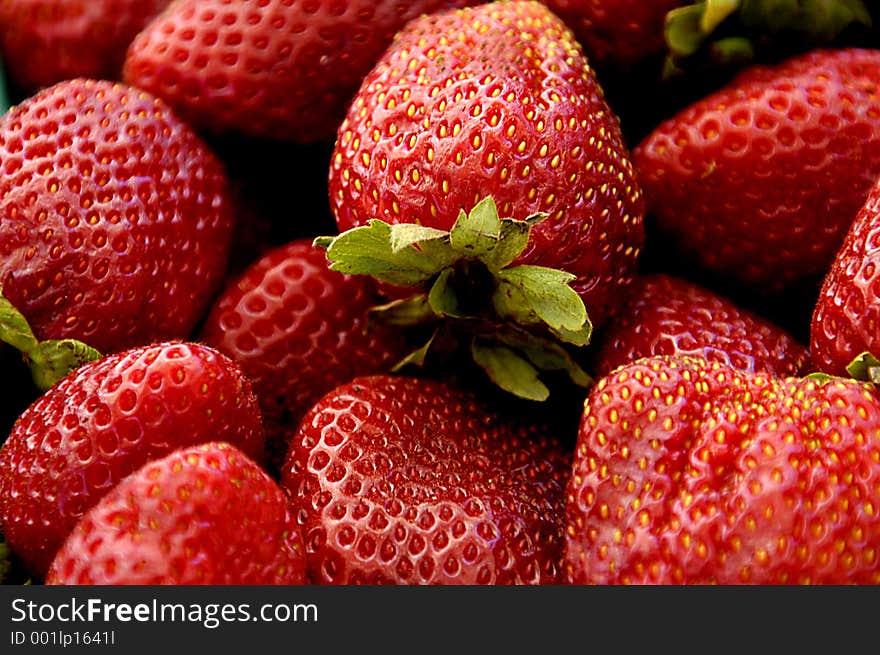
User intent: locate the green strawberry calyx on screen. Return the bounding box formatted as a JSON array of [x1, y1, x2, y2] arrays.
[[0, 288, 101, 391], [806, 351, 880, 385], [314, 197, 592, 401], [844, 352, 880, 384], [664, 0, 872, 77]]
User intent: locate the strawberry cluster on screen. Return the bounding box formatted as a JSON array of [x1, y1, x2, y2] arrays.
[[0, 0, 879, 586]]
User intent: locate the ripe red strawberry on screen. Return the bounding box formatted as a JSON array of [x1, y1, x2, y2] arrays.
[[46, 442, 307, 584], [592, 274, 811, 378], [634, 48, 880, 294], [566, 356, 880, 584], [328, 0, 645, 325], [541, 0, 684, 69], [812, 175, 880, 375], [122, 0, 482, 142], [0, 79, 235, 355], [0, 1, 170, 91], [0, 341, 264, 578], [281, 375, 570, 584], [200, 239, 406, 467]]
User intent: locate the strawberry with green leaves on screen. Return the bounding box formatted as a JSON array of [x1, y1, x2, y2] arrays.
[[0, 0, 170, 92], [47, 442, 306, 585], [281, 375, 570, 584], [592, 274, 811, 378], [329, 1, 644, 322], [322, 0, 644, 399], [200, 239, 407, 468], [540, 1, 872, 73], [0, 79, 235, 381], [123, 0, 482, 142], [634, 48, 880, 295], [0, 341, 263, 578], [566, 356, 880, 584]]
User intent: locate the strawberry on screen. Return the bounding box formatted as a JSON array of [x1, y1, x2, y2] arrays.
[[46, 442, 306, 584], [812, 175, 880, 375], [541, 0, 684, 69], [0, 341, 264, 578], [0, 79, 235, 359], [592, 274, 811, 378], [328, 0, 645, 326], [122, 0, 482, 142], [634, 48, 880, 295], [199, 239, 406, 468], [0, 1, 170, 92], [566, 356, 880, 584], [281, 375, 570, 584]]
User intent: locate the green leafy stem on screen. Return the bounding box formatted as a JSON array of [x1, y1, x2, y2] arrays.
[[664, 0, 872, 76], [0, 288, 101, 391], [314, 197, 593, 401]]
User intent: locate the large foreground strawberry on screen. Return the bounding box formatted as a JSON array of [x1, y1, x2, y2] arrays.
[[328, 1, 645, 326], [812, 175, 880, 375], [0, 341, 263, 577], [566, 356, 880, 584], [281, 375, 570, 584], [123, 0, 481, 142], [0, 0, 170, 91], [634, 48, 880, 293], [592, 274, 811, 378], [200, 240, 406, 467], [0, 79, 235, 357], [47, 442, 306, 584]]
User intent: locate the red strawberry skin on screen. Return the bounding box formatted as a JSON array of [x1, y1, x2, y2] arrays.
[[0, 341, 264, 578], [200, 240, 406, 466], [812, 176, 880, 375], [281, 375, 570, 585], [542, 0, 683, 68], [328, 0, 645, 325], [634, 49, 880, 293], [0, 79, 234, 354], [0, 0, 170, 91], [46, 442, 307, 585], [566, 356, 880, 584], [592, 274, 811, 378], [123, 0, 481, 142]]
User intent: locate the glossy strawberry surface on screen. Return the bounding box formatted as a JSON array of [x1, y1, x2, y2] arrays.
[[200, 240, 406, 467], [282, 375, 570, 584], [635, 48, 880, 293], [0, 342, 263, 577], [46, 442, 306, 585], [0, 79, 234, 354], [566, 356, 880, 584], [328, 0, 645, 325], [592, 274, 811, 378], [123, 0, 481, 142], [0, 0, 170, 91], [812, 175, 880, 375]]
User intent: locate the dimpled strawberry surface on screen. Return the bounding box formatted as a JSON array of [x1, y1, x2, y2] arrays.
[[0, 79, 234, 354], [46, 442, 307, 585], [123, 0, 483, 142], [0, 341, 264, 577], [282, 375, 570, 584]]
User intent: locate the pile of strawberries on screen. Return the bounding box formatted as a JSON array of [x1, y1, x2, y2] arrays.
[[1, 0, 880, 586]]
